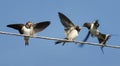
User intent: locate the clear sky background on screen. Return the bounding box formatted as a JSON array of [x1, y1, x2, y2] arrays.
[[0, 0, 120, 66]]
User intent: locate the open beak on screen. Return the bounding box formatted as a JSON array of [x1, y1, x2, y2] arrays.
[[28, 23, 33, 27]]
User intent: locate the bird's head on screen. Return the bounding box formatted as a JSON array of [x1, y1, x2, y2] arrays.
[[26, 21, 33, 28], [76, 25, 81, 32], [93, 20, 99, 28], [83, 23, 91, 29]]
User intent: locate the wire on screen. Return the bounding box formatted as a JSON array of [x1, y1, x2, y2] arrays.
[[0, 31, 120, 49]]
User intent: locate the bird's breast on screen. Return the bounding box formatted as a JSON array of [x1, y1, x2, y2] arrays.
[[90, 28, 99, 36], [66, 29, 78, 40], [90, 23, 100, 36], [22, 26, 34, 36]]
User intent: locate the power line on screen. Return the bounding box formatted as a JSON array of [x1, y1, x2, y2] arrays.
[[0, 31, 120, 49]]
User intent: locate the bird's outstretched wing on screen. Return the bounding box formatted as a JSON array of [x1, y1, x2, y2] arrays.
[[7, 24, 24, 34], [58, 12, 75, 29], [33, 21, 50, 33], [79, 31, 90, 47], [83, 31, 91, 42]]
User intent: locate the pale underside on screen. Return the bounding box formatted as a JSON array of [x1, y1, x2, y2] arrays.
[[65, 27, 78, 40]]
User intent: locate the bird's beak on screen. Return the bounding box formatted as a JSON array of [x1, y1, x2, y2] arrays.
[[28, 23, 33, 27]]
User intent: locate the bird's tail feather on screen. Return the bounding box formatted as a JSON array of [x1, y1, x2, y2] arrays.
[[24, 36, 29, 46], [101, 46, 104, 54], [55, 38, 67, 45]]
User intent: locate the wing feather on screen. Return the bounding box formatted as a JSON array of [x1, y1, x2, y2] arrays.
[[83, 31, 90, 42], [7, 24, 24, 34], [33, 21, 50, 33], [58, 12, 75, 29]]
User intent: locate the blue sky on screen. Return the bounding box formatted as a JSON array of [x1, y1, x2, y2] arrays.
[[0, 0, 120, 66]]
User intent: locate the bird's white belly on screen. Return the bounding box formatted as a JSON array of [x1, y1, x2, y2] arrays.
[[22, 26, 33, 36], [67, 29, 78, 40], [90, 28, 99, 36], [90, 23, 99, 36], [24, 29, 31, 35]]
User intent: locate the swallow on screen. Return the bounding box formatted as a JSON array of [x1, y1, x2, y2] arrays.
[[7, 21, 50, 46], [55, 12, 81, 45], [83, 20, 110, 53]]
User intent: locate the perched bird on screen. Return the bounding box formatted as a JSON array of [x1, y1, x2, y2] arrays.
[[82, 20, 110, 53], [55, 12, 81, 45], [7, 21, 50, 46]]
